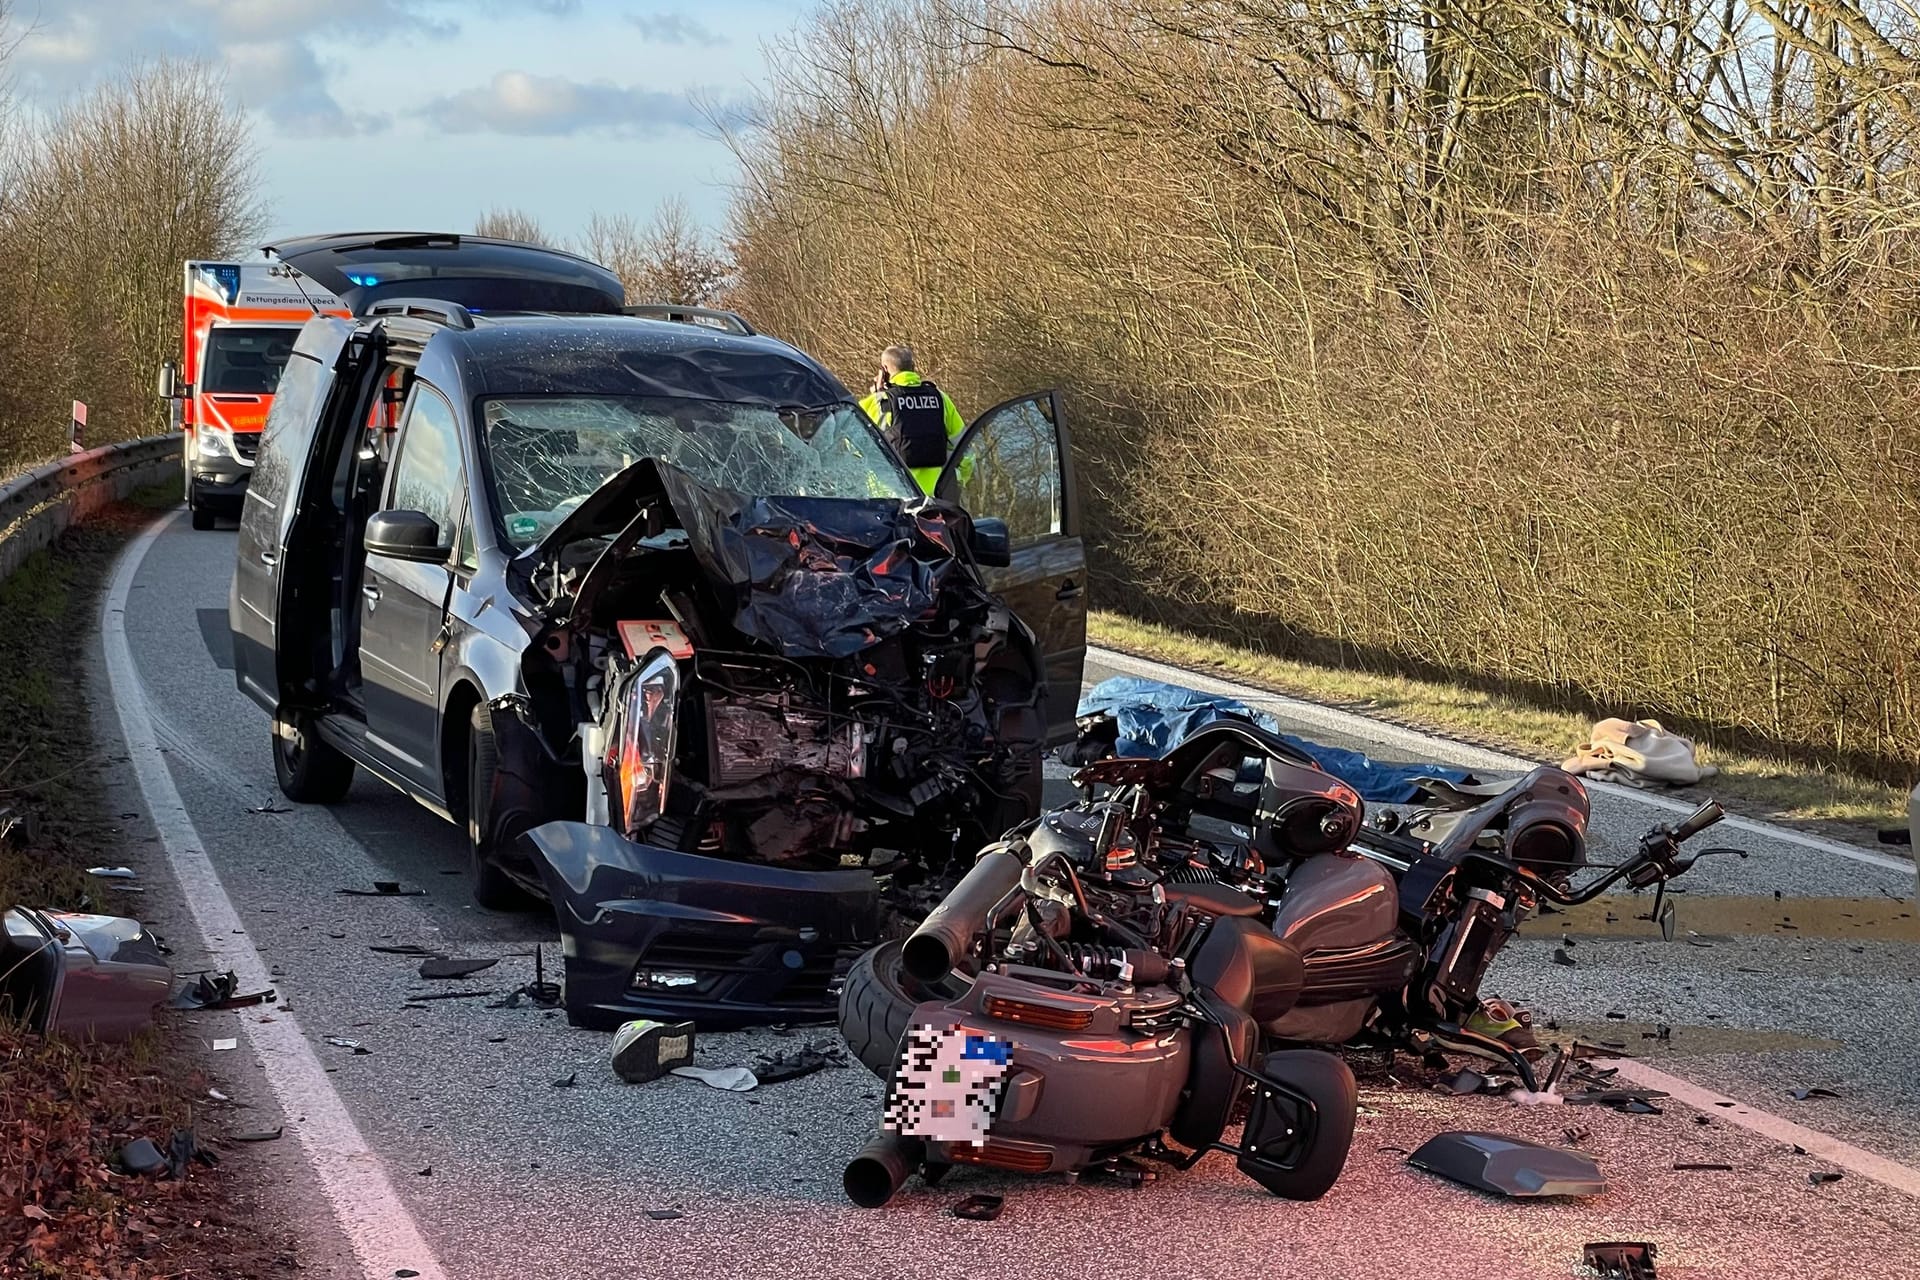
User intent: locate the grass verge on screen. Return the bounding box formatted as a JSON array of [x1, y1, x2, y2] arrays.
[[2, 491, 298, 1279], [1089, 610, 1908, 842]]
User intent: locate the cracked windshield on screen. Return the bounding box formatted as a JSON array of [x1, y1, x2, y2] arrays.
[[482, 395, 919, 546]]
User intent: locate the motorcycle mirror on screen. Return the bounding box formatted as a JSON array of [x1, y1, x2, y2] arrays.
[[1657, 898, 1677, 942]]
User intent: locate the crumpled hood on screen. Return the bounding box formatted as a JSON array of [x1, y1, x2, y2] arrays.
[[525, 458, 979, 660]]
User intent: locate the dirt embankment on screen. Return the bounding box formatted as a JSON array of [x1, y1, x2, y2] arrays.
[[1, 498, 300, 1279]]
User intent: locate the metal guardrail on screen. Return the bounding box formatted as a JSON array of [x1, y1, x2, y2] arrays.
[[0, 435, 181, 585]]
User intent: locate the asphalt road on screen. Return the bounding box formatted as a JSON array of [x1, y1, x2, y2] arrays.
[[90, 511, 1920, 1280]]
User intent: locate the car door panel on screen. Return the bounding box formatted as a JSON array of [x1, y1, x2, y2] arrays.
[[934, 390, 1087, 745], [359, 384, 465, 795], [230, 320, 352, 711]]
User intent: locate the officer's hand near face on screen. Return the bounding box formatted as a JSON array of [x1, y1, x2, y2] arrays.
[[873, 368, 888, 393]]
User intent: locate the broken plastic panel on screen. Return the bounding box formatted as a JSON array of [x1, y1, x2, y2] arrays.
[[1406, 1131, 1607, 1198], [1, 908, 171, 1042], [521, 820, 881, 1029]]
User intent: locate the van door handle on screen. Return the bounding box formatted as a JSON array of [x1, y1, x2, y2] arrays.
[[259, 550, 278, 567], [361, 584, 381, 604], [1056, 579, 1084, 601]]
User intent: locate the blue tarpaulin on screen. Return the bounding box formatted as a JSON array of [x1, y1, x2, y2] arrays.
[[1076, 675, 1477, 805]]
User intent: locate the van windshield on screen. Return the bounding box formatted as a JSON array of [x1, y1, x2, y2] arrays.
[[480, 395, 921, 548], [202, 327, 298, 395]]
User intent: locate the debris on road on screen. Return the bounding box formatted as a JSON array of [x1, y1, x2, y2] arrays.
[[245, 802, 292, 814], [1810, 1171, 1844, 1186], [751, 1040, 847, 1085], [404, 990, 495, 1003], [552, 1072, 578, 1088], [170, 970, 274, 1011], [1, 907, 171, 1041], [115, 1137, 167, 1176], [325, 1036, 370, 1055], [87, 865, 137, 879], [1406, 1131, 1607, 1198], [611, 1018, 696, 1084], [1790, 1087, 1841, 1101], [671, 1064, 758, 1092], [166, 1128, 217, 1176], [337, 882, 425, 897], [1584, 1241, 1658, 1279], [210, 1038, 237, 1051], [370, 944, 438, 956], [951, 1193, 1004, 1221], [645, 1209, 684, 1220], [1674, 1162, 1733, 1172], [1551, 948, 1576, 967], [229, 1127, 283, 1143], [418, 956, 498, 979]]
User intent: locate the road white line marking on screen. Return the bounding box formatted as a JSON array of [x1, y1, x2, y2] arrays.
[[1089, 645, 1915, 876], [103, 511, 450, 1280], [1611, 1059, 1920, 1198]]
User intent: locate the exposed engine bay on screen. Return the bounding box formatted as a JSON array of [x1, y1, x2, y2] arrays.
[[517, 460, 1048, 876]]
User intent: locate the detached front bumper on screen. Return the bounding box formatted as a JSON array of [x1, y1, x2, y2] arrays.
[[520, 822, 881, 1030]]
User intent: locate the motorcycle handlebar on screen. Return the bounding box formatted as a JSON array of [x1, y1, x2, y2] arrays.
[[1670, 800, 1724, 843], [902, 848, 1026, 983]]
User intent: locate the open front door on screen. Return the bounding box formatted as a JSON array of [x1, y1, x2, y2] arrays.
[[935, 390, 1087, 745]]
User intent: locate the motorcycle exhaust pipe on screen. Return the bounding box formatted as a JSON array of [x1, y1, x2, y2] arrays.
[[903, 848, 1024, 983], [844, 1132, 924, 1208]]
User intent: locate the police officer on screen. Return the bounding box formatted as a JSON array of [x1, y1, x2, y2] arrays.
[[858, 344, 965, 496]]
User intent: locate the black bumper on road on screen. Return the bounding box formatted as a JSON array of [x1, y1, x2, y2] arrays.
[[520, 822, 881, 1030]]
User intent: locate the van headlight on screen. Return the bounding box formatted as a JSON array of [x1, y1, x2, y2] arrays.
[[197, 429, 232, 460], [606, 651, 678, 835]]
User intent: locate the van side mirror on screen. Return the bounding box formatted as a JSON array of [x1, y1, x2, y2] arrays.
[[365, 510, 450, 563], [970, 516, 1012, 568], [156, 361, 179, 400]]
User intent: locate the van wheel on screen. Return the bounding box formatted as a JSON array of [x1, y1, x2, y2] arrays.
[[274, 714, 354, 804], [190, 503, 215, 531], [466, 702, 533, 911]]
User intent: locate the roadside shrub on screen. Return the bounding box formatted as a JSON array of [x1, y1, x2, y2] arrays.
[[728, 0, 1920, 782]]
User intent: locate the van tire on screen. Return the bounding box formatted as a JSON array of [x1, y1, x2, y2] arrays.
[[466, 702, 532, 911], [273, 714, 355, 804]]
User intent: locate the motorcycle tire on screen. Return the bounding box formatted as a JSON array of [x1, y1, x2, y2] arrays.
[[840, 941, 967, 1079]]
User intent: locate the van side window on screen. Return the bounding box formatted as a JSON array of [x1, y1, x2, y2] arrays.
[[388, 386, 464, 542]]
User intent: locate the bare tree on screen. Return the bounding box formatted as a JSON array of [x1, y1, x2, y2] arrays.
[[727, 0, 1920, 781], [473, 205, 550, 245], [0, 59, 262, 471], [586, 197, 731, 305]]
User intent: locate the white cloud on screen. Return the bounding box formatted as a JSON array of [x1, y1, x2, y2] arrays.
[[418, 70, 709, 137], [7, 0, 448, 135], [629, 12, 725, 47]]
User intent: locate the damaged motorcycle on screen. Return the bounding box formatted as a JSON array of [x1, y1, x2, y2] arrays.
[[839, 721, 1736, 1203]]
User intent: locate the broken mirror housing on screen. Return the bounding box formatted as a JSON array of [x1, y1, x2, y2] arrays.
[[0, 908, 172, 1042], [521, 821, 881, 1029], [1405, 1130, 1607, 1198]]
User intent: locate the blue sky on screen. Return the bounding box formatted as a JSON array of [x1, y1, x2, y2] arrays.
[[6, 0, 787, 242]]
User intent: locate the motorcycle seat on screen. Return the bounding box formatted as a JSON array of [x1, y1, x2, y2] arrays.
[[1190, 916, 1306, 1025]]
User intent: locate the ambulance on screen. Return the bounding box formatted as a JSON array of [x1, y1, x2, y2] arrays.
[[157, 260, 347, 529]]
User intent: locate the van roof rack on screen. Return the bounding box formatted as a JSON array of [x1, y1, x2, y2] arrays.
[[622, 304, 756, 336], [366, 298, 476, 329]]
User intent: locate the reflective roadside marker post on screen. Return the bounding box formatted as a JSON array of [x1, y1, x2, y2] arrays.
[[70, 400, 87, 454]]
